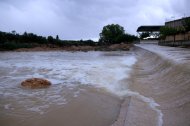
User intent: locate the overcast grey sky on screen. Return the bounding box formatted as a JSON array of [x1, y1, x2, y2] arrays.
[[0, 0, 189, 40]]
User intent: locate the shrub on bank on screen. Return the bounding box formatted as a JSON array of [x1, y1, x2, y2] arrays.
[[0, 41, 34, 50]]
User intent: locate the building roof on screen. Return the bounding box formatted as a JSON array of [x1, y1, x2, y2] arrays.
[[137, 25, 163, 32], [165, 16, 190, 24]]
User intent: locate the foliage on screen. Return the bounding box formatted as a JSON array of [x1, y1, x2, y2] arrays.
[[183, 18, 190, 32], [116, 34, 139, 43], [160, 26, 178, 37], [139, 32, 150, 39], [0, 30, 97, 50], [21, 32, 47, 44], [99, 24, 138, 44], [160, 18, 190, 39], [0, 41, 34, 50], [56, 35, 59, 40], [47, 36, 54, 43], [99, 24, 125, 44], [0, 24, 137, 50], [61, 40, 96, 46], [176, 27, 186, 34]]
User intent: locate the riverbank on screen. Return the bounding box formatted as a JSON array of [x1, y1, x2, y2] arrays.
[[10, 43, 131, 52]]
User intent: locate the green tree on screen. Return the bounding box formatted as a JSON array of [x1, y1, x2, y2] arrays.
[[56, 35, 59, 40], [160, 26, 177, 36], [183, 18, 190, 32], [116, 34, 138, 43], [160, 26, 178, 41], [11, 30, 16, 35], [99, 24, 125, 45], [47, 36, 54, 43], [139, 32, 150, 39]]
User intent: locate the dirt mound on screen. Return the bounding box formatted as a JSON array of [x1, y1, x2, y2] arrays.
[[109, 43, 130, 51], [21, 78, 51, 89]]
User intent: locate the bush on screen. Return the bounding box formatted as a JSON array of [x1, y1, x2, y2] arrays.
[[160, 26, 178, 37], [0, 41, 34, 50]]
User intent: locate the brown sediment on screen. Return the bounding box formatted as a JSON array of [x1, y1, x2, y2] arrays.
[[21, 78, 51, 89]]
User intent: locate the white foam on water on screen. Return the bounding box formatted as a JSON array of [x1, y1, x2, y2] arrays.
[[0, 51, 164, 125], [119, 90, 163, 126], [4, 104, 11, 110], [0, 51, 137, 114], [27, 104, 49, 115], [136, 44, 190, 64], [128, 91, 163, 126]]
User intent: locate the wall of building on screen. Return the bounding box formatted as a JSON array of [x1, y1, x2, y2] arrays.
[[164, 32, 190, 42], [140, 40, 158, 44], [165, 17, 190, 29], [165, 20, 184, 28]]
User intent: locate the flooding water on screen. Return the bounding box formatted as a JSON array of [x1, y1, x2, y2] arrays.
[[1, 45, 190, 126], [127, 44, 190, 126], [0, 51, 136, 126]]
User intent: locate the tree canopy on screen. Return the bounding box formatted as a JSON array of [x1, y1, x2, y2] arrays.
[[99, 24, 125, 44], [160, 26, 178, 37], [99, 24, 138, 44], [139, 32, 150, 39], [0, 31, 97, 50], [0, 24, 138, 51], [183, 18, 190, 32]]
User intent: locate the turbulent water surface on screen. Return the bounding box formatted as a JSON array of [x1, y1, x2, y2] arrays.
[[1, 44, 190, 126], [0, 51, 136, 126], [129, 44, 190, 126]]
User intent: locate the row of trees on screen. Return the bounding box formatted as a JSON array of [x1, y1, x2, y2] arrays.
[[0, 31, 97, 50], [0, 24, 138, 50], [0, 31, 62, 50], [0, 31, 55, 44]]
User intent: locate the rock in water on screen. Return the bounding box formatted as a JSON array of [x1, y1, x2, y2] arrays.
[[21, 78, 51, 89]]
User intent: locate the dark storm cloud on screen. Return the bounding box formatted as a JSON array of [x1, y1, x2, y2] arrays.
[[0, 0, 189, 40]]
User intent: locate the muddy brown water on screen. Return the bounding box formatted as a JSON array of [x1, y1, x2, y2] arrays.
[[0, 51, 135, 126], [1, 45, 190, 126], [0, 86, 122, 126]]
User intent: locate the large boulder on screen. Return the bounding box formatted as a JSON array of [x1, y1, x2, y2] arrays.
[[21, 78, 51, 89]]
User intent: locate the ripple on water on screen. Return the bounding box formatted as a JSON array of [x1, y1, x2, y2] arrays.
[[0, 51, 136, 114]]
